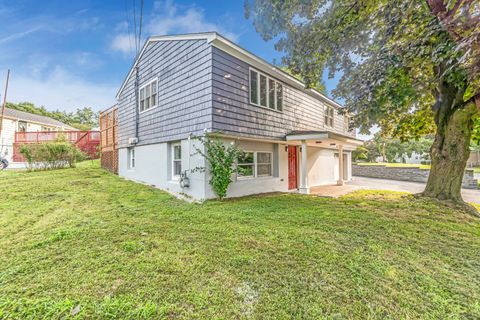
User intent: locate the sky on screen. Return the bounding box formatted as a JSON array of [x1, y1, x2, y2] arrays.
[[0, 0, 347, 114]]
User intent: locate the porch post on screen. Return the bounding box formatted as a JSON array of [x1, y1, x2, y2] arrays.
[[299, 140, 310, 194], [337, 144, 344, 186]]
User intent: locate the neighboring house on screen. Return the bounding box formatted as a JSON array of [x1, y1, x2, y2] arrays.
[[0, 108, 77, 163], [467, 148, 480, 167], [115, 32, 363, 200], [375, 151, 429, 164]]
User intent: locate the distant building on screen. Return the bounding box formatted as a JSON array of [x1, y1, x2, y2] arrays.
[[0, 108, 77, 163]]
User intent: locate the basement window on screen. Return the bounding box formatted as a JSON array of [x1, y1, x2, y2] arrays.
[[172, 143, 182, 179], [128, 147, 135, 169]]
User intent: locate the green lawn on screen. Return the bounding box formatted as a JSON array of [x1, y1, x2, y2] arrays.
[[1, 162, 479, 319]]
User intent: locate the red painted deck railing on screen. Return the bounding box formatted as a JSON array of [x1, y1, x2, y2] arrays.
[[13, 130, 100, 162]]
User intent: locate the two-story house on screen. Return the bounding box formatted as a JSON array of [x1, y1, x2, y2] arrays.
[[0, 108, 77, 164], [115, 32, 363, 200]]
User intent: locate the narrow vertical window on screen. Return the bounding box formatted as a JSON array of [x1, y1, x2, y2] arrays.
[[250, 70, 258, 105], [172, 143, 182, 178], [276, 83, 283, 111], [128, 147, 135, 169], [268, 79, 275, 109], [260, 74, 267, 107], [325, 106, 335, 127]]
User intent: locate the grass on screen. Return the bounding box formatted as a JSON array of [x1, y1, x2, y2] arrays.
[[356, 162, 431, 169], [473, 167, 480, 173], [1, 161, 479, 319]]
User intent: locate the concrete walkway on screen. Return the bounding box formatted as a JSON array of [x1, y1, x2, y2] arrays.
[[310, 177, 480, 204]]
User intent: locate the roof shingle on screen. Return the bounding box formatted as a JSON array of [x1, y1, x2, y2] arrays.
[[2, 108, 77, 130]]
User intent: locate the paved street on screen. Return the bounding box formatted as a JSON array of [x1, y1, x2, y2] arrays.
[[349, 177, 480, 204]]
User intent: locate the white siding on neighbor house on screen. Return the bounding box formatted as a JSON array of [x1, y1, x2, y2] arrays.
[[0, 118, 17, 162], [0, 118, 68, 162]]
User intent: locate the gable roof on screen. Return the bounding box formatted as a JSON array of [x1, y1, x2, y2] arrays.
[[2, 108, 77, 130], [115, 32, 344, 110]]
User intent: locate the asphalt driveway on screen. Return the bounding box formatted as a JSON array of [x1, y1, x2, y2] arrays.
[[349, 176, 480, 204]]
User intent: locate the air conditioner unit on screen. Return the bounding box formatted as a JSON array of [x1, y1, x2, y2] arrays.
[[128, 137, 138, 145]]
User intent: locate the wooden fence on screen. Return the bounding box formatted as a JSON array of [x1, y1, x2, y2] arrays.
[[99, 106, 118, 174]]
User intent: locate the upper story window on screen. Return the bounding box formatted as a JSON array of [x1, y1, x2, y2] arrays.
[[249, 68, 283, 112], [18, 121, 27, 132], [344, 115, 351, 131], [325, 106, 335, 127], [139, 79, 157, 113]]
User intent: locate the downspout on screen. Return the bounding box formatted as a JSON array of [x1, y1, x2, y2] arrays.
[[134, 65, 139, 142]]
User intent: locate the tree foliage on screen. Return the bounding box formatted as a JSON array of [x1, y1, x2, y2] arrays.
[[246, 0, 479, 203], [6, 102, 99, 130], [246, 0, 477, 137], [280, 66, 327, 93]]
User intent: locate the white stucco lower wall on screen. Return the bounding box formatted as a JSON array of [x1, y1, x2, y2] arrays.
[[307, 147, 352, 187], [203, 139, 289, 199], [118, 139, 207, 200], [118, 138, 353, 201]]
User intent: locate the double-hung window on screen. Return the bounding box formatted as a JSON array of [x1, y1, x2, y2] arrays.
[[172, 143, 182, 178], [325, 106, 335, 127], [237, 151, 273, 179], [249, 68, 283, 111], [139, 79, 158, 112], [344, 115, 351, 131], [128, 147, 135, 169]]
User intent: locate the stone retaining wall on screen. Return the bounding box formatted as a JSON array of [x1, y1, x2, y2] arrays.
[[353, 164, 478, 189]]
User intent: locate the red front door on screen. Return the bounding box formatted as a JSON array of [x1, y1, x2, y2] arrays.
[[288, 146, 298, 190]]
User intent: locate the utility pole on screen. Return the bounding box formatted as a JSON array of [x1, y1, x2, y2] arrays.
[[0, 69, 10, 152]]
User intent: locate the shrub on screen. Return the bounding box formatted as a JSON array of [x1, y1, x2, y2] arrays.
[[193, 134, 244, 200], [19, 139, 86, 170]]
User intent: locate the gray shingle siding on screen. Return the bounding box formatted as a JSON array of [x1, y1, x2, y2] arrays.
[[117, 39, 213, 148], [211, 47, 354, 140], [117, 38, 354, 148]]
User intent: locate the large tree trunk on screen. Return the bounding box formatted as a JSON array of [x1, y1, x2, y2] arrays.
[[423, 87, 477, 202]]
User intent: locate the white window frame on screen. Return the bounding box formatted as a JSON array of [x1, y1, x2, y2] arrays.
[[18, 120, 27, 132], [237, 151, 273, 180], [128, 147, 135, 169], [171, 142, 182, 180], [249, 67, 283, 112], [139, 78, 158, 114], [325, 106, 335, 127]]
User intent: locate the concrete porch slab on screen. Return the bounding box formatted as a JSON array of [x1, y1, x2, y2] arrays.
[[309, 184, 361, 198]]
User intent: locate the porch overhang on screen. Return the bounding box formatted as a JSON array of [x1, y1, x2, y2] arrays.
[[285, 130, 364, 150], [285, 131, 364, 193]]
